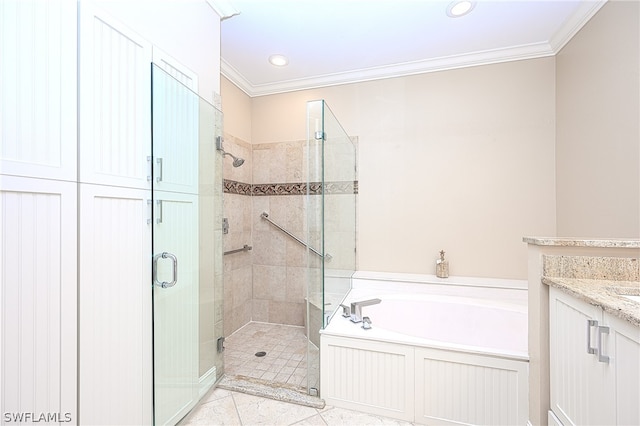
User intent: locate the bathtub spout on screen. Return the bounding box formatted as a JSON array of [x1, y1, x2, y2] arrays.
[[339, 304, 351, 318], [350, 298, 381, 323]]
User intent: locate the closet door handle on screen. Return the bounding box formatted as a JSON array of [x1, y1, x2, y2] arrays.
[[156, 157, 163, 183], [156, 200, 163, 224], [597, 325, 610, 363], [153, 252, 178, 288], [587, 319, 598, 354]]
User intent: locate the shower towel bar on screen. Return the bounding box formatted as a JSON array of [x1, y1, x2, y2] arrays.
[[260, 212, 332, 261], [223, 244, 252, 255]]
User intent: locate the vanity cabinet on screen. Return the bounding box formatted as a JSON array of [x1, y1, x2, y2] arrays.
[[549, 287, 640, 425]]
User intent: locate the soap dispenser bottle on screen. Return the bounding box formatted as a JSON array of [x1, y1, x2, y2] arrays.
[[436, 250, 449, 278]]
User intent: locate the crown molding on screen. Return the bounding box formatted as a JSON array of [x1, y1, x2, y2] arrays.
[[206, 0, 239, 20], [221, 0, 607, 97], [220, 58, 255, 97], [223, 42, 556, 97], [549, 0, 607, 52]]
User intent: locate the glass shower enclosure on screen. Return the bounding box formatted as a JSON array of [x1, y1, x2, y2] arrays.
[[305, 100, 357, 395], [151, 64, 224, 424]]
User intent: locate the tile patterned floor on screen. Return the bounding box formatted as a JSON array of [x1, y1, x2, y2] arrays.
[[224, 322, 318, 391], [181, 387, 417, 426], [181, 322, 417, 425]]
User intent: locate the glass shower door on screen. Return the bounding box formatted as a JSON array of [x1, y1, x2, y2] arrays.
[[305, 100, 357, 396], [151, 64, 223, 424], [317, 101, 357, 313]]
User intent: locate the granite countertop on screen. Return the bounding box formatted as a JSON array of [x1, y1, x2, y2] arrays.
[[524, 237, 640, 248], [542, 277, 640, 327]]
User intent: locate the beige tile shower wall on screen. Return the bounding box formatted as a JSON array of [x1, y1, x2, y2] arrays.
[[324, 194, 357, 272], [253, 141, 306, 184], [556, 0, 640, 239], [222, 135, 253, 337], [252, 142, 309, 326], [248, 58, 556, 279]]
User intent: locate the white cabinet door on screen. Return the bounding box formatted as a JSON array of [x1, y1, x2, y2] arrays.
[[0, 0, 77, 181], [152, 191, 199, 425], [151, 60, 199, 195], [79, 183, 152, 425], [78, 3, 152, 189], [549, 287, 615, 425], [606, 312, 640, 425], [152, 47, 199, 91], [415, 347, 528, 426], [0, 176, 77, 423]]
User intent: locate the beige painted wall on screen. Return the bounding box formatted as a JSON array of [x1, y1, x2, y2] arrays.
[[245, 58, 557, 279], [221, 77, 252, 142], [556, 0, 640, 239]]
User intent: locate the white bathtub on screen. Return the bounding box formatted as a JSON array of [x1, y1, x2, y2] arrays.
[[320, 272, 529, 425]]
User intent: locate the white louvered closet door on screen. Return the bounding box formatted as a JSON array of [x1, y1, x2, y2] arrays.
[[0, 177, 78, 424], [78, 4, 153, 425], [0, 0, 77, 182], [151, 49, 199, 195], [78, 2, 152, 189], [152, 191, 199, 425], [78, 184, 152, 425], [0, 0, 78, 423]]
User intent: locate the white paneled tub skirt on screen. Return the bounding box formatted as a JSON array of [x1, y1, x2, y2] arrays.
[[320, 271, 529, 425]]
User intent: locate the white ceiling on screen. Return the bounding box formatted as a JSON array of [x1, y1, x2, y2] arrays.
[[220, 0, 606, 97]]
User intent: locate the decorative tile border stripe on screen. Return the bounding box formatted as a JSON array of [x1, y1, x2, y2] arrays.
[[223, 179, 358, 196], [252, 182, 312, 196], [328, 180, 358, 195], [223, 180, 252, 195]]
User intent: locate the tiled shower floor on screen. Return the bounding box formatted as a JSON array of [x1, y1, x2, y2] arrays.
[[224, 322, 319, 391]]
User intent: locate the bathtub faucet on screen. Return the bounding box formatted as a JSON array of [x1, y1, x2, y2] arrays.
[[350, 298, 381, 323]]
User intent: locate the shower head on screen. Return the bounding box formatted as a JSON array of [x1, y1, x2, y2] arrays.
[[224, 152, 245, 167], [216, 136, 245, 167]]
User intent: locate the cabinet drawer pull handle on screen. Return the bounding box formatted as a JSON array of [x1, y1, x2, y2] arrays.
[[587, 319, 598, 354], [597, 325, 610, 363]]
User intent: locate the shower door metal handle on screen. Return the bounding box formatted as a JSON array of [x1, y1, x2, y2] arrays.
[[153, 252, 178, 288]]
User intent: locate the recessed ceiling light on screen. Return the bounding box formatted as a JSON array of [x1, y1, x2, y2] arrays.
[[268, 54, 289, 67], [447, 1, 475, 18]]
